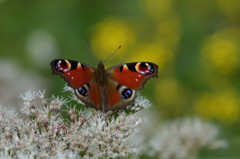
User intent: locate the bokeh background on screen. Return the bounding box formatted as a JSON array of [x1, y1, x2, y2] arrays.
[[0, 0, 240, 158]]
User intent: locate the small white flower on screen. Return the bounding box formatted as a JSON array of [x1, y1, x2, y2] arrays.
[[20, 90, 36, 105], [1, 90, 149, 158], [128, 94, 152, 112]]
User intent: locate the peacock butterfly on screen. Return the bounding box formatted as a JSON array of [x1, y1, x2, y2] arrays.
[[50, 59, 158, 111]]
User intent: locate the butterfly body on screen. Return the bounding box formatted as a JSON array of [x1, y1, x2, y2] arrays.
[[51, 59, 158, 111]]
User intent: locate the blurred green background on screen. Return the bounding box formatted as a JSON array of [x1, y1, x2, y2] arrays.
[[0, 0, 240, 158]]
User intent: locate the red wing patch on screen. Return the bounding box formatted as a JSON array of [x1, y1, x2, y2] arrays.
[[88, 82, 101, 106], [51, 59, 94, 88], [107, 84, 121, 106], [112, 68, 144, 89], [110, 62, 158, 89]]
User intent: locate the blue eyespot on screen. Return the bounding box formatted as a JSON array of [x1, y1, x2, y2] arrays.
[[121, 89, 132, 99], [78, 86, 88, 96]]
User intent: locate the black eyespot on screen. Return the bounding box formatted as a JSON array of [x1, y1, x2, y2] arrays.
[[78, 86, 88, 96], [121, 89, 132, 99]]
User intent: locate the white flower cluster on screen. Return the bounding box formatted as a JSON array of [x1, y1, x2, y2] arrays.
[[148, 117, 228, 159], [0, 90, 149, 159]]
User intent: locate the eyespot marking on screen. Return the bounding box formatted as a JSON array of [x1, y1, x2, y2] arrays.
[[135, 62, 154, 75], [78, 86, 88, 96], [121, 89, 132, 99], [117, 85, 135, 100], [56, 60, 71, 72]]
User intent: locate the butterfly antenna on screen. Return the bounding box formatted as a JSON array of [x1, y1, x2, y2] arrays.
[[83, 40, 98, 61], [103, 46, 121, 64]]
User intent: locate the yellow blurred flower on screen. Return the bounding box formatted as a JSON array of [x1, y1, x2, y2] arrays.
[[155, 77, 185, 106], [155, 16, 181, 48], [201, 27, 240, 74], [141, 0, 175, 19], [90, 17, 136, 60], [216, 0, 240, 19], [195, 90, 239, 124], [128, 43, 174, 72]]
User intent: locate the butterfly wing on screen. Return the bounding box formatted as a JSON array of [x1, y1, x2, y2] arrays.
[[51, 59, 102, 110], [108, 62, 158, 90], [51, 59, 95, 88], [105, 62, 158, 110]]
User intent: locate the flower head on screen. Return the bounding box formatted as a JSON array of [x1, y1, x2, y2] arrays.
[[0, 90, 149, 158]]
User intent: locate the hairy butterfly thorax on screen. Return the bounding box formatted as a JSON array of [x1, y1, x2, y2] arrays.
[[94, 62, 109, 111], [51, 59, 158, 111]]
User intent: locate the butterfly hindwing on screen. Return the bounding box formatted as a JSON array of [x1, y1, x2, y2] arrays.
[[105, 80, 137, 110], [74, 80, 102, 110]]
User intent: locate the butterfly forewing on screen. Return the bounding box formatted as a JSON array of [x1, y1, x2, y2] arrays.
[[51, 59, 95, 88], [107, 62, 158, 90]]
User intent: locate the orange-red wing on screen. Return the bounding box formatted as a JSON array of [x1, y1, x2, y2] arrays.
[[88, 82, 101, 106], [51, 59, 94, 88], [107, 84, 121, 106], [109, 62, 158, 90]]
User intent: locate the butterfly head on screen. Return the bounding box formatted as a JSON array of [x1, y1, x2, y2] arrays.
[[97, 61, 105, 70]]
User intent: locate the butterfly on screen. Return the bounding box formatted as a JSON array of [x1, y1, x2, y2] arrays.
[[50, 59, 158, 111]]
